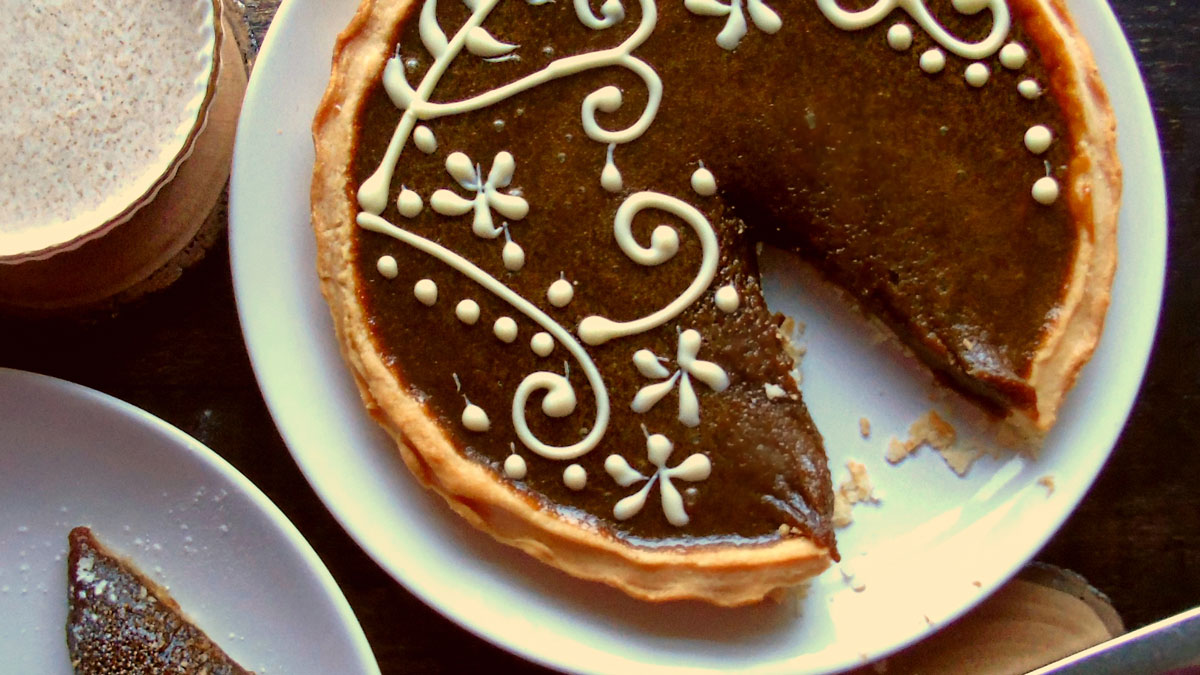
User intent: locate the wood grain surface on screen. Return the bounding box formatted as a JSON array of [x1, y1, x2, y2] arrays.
[[1, 1, 1195, 672]]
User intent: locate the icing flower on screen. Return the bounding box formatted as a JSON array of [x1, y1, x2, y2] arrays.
[[631, 329, 730, 427], [430, 151, 529, 239], [684, 0, 781, 51], [605, 432, 712, 526]]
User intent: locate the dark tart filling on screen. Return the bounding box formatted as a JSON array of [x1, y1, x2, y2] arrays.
[[348, 0, 1074, 551]]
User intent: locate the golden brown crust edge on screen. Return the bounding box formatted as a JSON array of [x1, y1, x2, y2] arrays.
[[1018, 0, 1122, 432], [310, 0, 830, 606]]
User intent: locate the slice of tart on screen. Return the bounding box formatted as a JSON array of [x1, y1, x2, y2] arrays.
[[66, 527, 252, 674], [311, 0, 1118, 605]]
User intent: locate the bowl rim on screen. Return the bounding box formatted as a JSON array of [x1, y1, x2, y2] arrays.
[[0, 0, 224, 264]]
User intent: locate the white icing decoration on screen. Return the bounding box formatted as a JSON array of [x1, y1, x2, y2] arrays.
[[631, 329, 729, 427], [1024, 125, 1052, 155], [419, 0, 450, 59], [714, 284, 739, 313], [413, 125, 437, 154], [690, 163, 717, 196], [465, 26, 517, 58], [397, 187, 424, 217], [1032, 176, 1059, 205], [999, 42, 1027, 70], [376, 255, 399, 279], [964, 62, 990, 87], [493, 316, 518, 342], [502, 238, 525, 271], [358, 0, 665, 217], [462, 401, 490, 431], [1018, 78, 1042, 99], [414, 278, 438, 305], [952, 0, 989, 12], [685, 0, 781, 51], [763, 383, 786, 399], [531, 331, 555, 357], [633, 349, 670, 378], [919, 48, 945, 74], [358, 213, 610, 462], [563, 463, 588, 490], [504, 453, 527, 479], [606, 433, 711, 526], [601, 143, 623, 193], [430, 150, 528, 239], [887, 23, 912, 51], [456, 298, 481, 324], [816, 0, 1011, 60], [548, 276, 574, 307], [577, 192, 717, 346], [574, 0, 625, 29]]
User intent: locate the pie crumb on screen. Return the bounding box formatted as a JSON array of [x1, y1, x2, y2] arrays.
[[1037, 475, 1056, 495], [939, 443, 979, 477], [859, 416, 871, 438], [832, 493, 853, 529], [885, 410, 979, 476], [832, 460, 878, 528]]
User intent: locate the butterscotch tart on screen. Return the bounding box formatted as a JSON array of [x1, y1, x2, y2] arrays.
[[311, 0, 1119, 605], [66, 527, 251, 674]]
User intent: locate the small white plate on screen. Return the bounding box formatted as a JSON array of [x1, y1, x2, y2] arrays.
[[0, 369, 380, 674], [230, 1, 1165, 672]]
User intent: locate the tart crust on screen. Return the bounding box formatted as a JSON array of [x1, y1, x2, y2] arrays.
[[1015, 0, 1120, 432], [311, 0, 1118, 605]]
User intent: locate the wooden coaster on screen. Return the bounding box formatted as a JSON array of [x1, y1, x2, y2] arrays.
[[850, 565, 1123, 674], [0, 11, 247, 314]]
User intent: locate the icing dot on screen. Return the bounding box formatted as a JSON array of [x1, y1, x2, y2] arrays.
[[563, 464, 587, 491], [455, 299, 480, 325], [1024, 125, 1053, 155], [690, 165, 717, 196], [919, 48, 946, 74], [1000, 43, 1028, 70], [504, 454, 527, 480], [715, 284, 739, 313], [887, 24, 913, 51], [601, 144, 623, 193], [397, 187, 423, 218], [414, 279, 437, 306], [1032, 176, 1060, 205], [413, 125, 437, 154], [548, 278, 574, 307], [493, 316, 518, 343], [964, 62, 990, 88], [1018, 79, 1042, 99], [531, 332, 554, 357], [376, 255, 398, 279], [462, 403, 490, 432], [502, 240, 525, 271]]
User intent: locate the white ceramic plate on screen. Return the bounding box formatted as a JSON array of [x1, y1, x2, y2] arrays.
[[229, 1, 1166, 672], [0, 369, 380, 674]]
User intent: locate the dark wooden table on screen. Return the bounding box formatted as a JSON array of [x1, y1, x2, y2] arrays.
[[2, 1, 1196, 672]]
